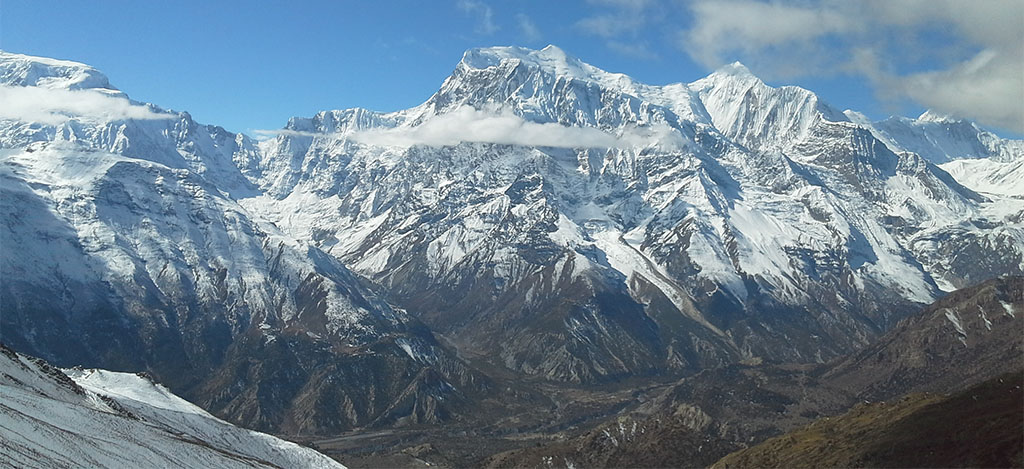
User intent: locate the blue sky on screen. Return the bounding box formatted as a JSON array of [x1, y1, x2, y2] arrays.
[[2, 0, 1021, 136]]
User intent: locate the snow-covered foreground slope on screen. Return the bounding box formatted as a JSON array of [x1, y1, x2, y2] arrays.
[[0, 344, 343, 469]]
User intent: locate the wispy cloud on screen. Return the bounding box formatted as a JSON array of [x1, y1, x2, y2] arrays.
[[680, 0, 1024, 132], [257, 106, 684, 149], [606, 40, 658, 60], [516, 13, 541, 43], [684, 1, 857, 71], [576, 14, 646, 39], [352, 106, 684, 149], [896, 50, 1022, 134], [584, 0, 653, 15], [251, 128, 324, 140], [576, 0, 660, 59], [458, 0, 499, 35], [0, 85, 171, 125]]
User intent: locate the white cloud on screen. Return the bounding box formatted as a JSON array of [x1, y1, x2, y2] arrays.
[[680, 0, 1024, 132], [588, 0, 651, 8], [458, 0, 499, 35], [684, 1, 858, 72], [576, 14, 645, 39], [258, 106, 684, 149], [576, 0, 661, 59], [516, 13, 541, 42], [576, 0, 652, 38], [898, 50, 1023, 133], [0, 85, 171, 125], [607, 40, 658, 60], [251, 128, 324, 140]]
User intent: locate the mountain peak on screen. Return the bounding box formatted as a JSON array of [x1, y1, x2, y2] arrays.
[[721, 61, 754, 76], [461, 45, 583, 75], [456, 45, 636, 90], [689, 61, 764, 94], [704, 61, 761, 84], [539, 44, 568, 57], [917, 109, 959, 123], [0, 50, 114, 91]]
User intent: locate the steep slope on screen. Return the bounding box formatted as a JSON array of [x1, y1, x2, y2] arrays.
[[711, 371, 1024, 469], [638, 276, 1023, 464], [0, 51, 481, 435], [248, 45, 1022, 383], [825, 275, 1023, 400], [0, 344, 344, 469], [691, 61, 850, 154], [842, 110, 1024, 289]]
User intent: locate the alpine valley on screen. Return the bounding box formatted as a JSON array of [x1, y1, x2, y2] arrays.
[[1, 46, 1021, 468]]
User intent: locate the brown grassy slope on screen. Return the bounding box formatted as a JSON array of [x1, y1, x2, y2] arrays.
[[825, 275, 1023, 400], [483, 412, 739, 469], [712, 370, 1024, 469]]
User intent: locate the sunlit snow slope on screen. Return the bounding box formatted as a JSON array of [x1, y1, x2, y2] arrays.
[[0, 344, 344, 469]]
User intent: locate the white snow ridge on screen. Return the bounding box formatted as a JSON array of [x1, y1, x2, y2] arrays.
[[0, 346, 344, 469]]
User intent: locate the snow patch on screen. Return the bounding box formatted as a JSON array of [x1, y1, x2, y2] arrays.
[[943, 308, 968, 347], [978, 305, 993, 331], [1001, 301, 1016, 318]]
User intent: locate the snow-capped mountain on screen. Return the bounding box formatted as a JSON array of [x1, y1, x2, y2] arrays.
[[248, 45, 1022, 381], [0, 45, 1021, 438], [0, 50, 480, 434], [846, 108, 1024, 197], [846, 109, 1024, 164], [0, 344, 344, 468]]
